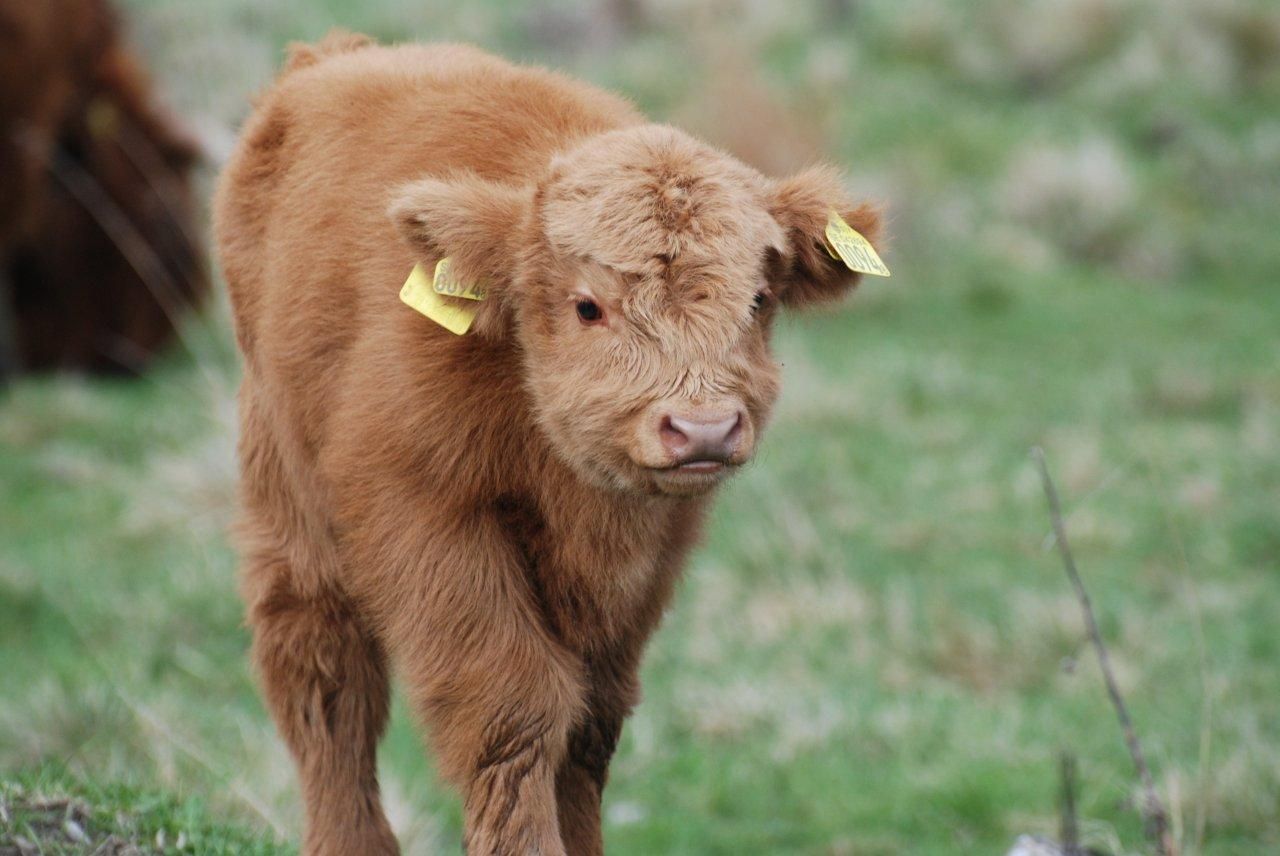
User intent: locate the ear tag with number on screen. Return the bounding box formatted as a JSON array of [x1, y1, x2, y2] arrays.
[[430, 257, 487, 301], [399, 259, 484, 335], [824, 211, 890, 277]]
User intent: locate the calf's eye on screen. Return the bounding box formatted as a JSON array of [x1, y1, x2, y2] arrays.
[[752, 289, 771, 313], [576, 298, 604, 325]]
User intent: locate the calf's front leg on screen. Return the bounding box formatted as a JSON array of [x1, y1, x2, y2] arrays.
[[242, 551, 398, 856], [555, 652, 640, 856], [380, 532, 587, 855]]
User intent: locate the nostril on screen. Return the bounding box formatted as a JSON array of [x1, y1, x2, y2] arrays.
[[723, 411, 744, 450], [659, 415, 689, 452]]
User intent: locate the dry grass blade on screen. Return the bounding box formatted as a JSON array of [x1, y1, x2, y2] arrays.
[[12, 128, 220, 390], [1032, 446, 1177, 856], [1138, 453, 1214, 855], [1061, 751, 1080, 856], [113, 118, 207, 258]]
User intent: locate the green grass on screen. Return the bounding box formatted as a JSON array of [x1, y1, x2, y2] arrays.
[[0, 765, 278, 854], [3, 0, 1279, 853]]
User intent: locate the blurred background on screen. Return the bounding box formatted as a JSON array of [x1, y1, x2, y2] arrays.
[[1, 0, 1278, 853]]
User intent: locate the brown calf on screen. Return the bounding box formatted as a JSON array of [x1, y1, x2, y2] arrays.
[[0, 0, 205, 375], [213, 32, 882, 855]]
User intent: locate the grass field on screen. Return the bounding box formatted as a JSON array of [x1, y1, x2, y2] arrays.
[[3, 0, 1279, 853]]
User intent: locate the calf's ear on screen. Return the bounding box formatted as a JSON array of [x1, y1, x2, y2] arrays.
[[390, 174, 532, 299], [767, 165, 883, 308]]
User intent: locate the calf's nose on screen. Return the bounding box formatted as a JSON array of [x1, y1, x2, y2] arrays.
[[659, 410, 743, 464]]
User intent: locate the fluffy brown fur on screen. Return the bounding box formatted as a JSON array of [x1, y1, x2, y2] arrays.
[[214, 32, 882, 855], [0, 0, 205, 375]]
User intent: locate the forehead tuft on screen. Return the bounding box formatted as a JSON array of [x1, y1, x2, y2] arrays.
[[540, 125, 785, 281]]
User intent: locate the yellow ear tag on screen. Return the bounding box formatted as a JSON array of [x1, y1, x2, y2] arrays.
[[824, 210, 890, 277], [399, 259, 483, 335]]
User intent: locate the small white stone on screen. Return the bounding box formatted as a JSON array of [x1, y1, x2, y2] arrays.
[[1006, 834, 1065, 856], [63, 819, 89, 844]]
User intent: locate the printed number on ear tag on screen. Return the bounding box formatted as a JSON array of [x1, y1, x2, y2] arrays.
[[400, 260, 483, 336], [824, 211, 890, 277], [430, 257, 487, 301]]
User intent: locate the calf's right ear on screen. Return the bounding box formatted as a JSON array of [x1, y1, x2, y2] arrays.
[[390, 175, 533, 308]]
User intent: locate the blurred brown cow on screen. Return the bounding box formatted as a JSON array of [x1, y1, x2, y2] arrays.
[[0, 0, 206, 377]]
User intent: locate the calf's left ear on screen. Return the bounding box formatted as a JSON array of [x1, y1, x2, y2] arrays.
[[767, 165, 883, 308], [390, 174, 532, 295]]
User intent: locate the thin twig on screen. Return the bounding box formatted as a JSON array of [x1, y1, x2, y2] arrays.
[[1032, 446, 1176, 856]]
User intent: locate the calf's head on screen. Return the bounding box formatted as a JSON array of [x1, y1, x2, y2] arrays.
[[393, 125, 880, 497]]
